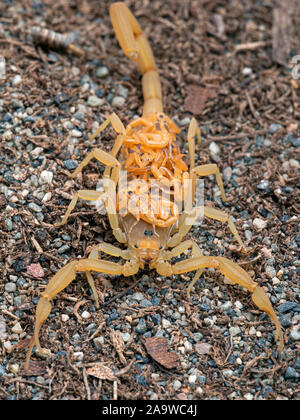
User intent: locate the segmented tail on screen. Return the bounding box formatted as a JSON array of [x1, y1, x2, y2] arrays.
[[110, 2, 163, 114]]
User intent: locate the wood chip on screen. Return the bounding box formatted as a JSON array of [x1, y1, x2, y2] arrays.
[[144, 336, 179, 369], [185, 85, 216, 115], [272, 7, 291, 65], [86, 362, 117, 381], [22, 360, 47, 376]]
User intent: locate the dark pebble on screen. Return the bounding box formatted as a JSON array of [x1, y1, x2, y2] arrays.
[[54, 92, 69, 105], [294, 357, 300, 370], [135, 374, 148, 386], [96, 88, 104, 98], [63, 159, 78, 170], [284, 367, 300, 380], [277, 302, 299, 313], [279, 313, 292, 327], [135, 318, 147, 334], [198, 303, 211, 312], [257, 180, 270, 191]]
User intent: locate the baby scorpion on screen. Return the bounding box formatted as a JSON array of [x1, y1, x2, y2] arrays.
[[25, 2, 283, 369]]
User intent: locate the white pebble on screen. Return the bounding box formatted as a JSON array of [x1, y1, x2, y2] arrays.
[[30, 147, 44, 158], [188, 374, 197, 384], [61, 314, 69, 322], [39, 170, 53, 184], [9, 364, 19, 374], [209, 141, 221, 156], [244, 393, 254, 400], [11, 322, 22, 334], [289, 158, 299, 169], [81, 311, 91, 319], [253, 218, 267, 230], [249, 326, 256, 335], [4, 341, 12, 350], [290, 327, 300, 341], [12, 74, 22, 86], [242, 67, 252, 76], [184, 340, 193, 352], [112, 96, 125, 108], [42, 192, 52, 202], [172, 380, 182, 389], [71, 129, 82, 138], [73, 351, 84, 361], [87, 96, 105, 107]]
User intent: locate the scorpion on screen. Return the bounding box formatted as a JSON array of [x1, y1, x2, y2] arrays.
[[25, 2, 283, 370]]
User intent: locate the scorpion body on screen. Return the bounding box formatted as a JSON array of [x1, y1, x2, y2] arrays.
[[25, 2, 283, 370]]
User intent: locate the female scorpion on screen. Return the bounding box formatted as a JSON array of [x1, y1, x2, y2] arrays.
[[25, 2, 283, 369]]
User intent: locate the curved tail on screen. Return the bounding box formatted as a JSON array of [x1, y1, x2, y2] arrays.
[[110, 2, 163, 115]]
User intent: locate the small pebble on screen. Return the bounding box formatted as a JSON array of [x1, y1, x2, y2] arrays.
[[290, 328, 300, 341], [73, 351, 84, 361], [63, 159, 78, 170], [39, 170, 53, 184], [284, 367, 300, 380], [269, 123, 282, 134], [81, 311, 91, 319], [71, 129, 82, 138], [209, 141, 221, 156], [172, 380, 182, 390], [12, 75, 22, 86], [28, 202, 42, 213], [112, 96, 125, 108], [242, 67, 252, 76], [253, 218, 267, 230], [61, 314, 69, 322], [96, 66, 109, 78], [11, 322, 22, 334], [93, 336, 104, 350], [5, 282, 16, 293], [87, 95, 105, 107], [265, 266, 276, 279]]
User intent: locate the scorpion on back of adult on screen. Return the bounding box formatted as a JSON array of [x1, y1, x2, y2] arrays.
[[25, 1, 283, 370]]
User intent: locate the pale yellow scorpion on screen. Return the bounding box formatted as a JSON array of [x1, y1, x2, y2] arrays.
[[25, 2, 283, 369]]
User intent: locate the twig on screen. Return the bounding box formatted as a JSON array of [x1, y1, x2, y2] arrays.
[[101, 276, 141, 307]]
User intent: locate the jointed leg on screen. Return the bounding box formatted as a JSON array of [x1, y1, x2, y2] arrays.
[[203, 206, 246, 253], [55, 190, 107, 227], [170, 255, 283, 351], [164, 239, 204, 298], [187, 117, 201, 173], [192, 164, 226, 202], [85, 242, 131, 308], [25, 255, 139, 370]]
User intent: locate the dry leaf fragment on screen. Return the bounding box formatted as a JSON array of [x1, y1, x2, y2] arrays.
[[111, 329, 126, 365], [86, 362, 117, 381], [185, 85, 216, 115], [144, 336, 179, 369]]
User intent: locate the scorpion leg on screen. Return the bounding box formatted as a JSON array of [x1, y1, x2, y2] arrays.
[[68, 148, 120, 179], [85, 243, 131, 308], [187, 117, 201, 172], [192, 164, 226, 202], [171, 255, 283, 351], [26, 256, 139, 370], [202, 206, 246, 253], [55, 190, 107, 227], [163, 239, 204, 298], [89, 112, 125, 142]]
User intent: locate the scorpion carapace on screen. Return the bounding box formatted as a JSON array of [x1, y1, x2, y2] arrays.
[[25, 2, 283, 370]]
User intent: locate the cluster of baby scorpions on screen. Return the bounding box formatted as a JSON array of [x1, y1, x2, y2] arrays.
[[25, 2, 283, 370]]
